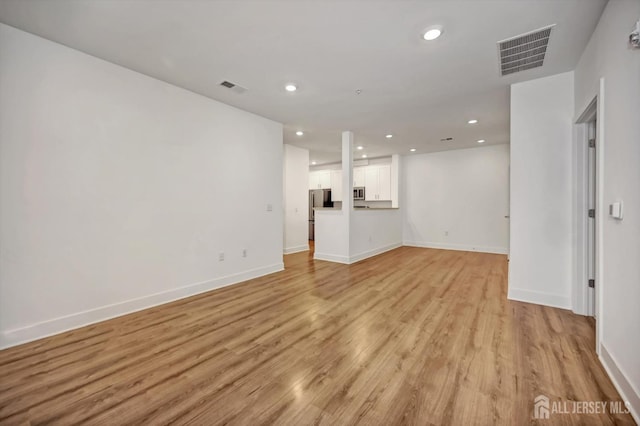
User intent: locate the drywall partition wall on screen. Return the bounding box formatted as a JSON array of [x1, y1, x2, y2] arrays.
[[403, 144, 510, 254], [314, 131, 353, 263], [283, 144, 309, 254], [348, 153, 403, 261], [508, 71, 574, 309], [0, 24, 284, 348], [575, 0, 640, 420], [314, 209, 351, 263], [350, 209, 402, 263], [318, 207, 402, 264], [315, 132, 403, 264]]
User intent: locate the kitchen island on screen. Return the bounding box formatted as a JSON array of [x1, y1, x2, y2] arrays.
[[314, 206, 402, 264]]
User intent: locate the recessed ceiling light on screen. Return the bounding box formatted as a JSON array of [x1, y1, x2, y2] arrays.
[[311, 161, 317, 165], [423, 27, 443, 41], [362, 154, 367, 158], [285, 84, 297, 92], [477, 139, 485, 143], [357, 146, 364, 150], [386, 134, 393, 139], [468, 119, 478, 124], [410, 148, 417, 152], [296, 131, 304, 136]]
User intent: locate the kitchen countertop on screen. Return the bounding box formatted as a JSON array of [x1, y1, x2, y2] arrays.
[[314, 207, 399, 210], [353, 207, 399, 210]]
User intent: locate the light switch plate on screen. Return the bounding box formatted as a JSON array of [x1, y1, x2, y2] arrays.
[[609, 201, 623, 220]]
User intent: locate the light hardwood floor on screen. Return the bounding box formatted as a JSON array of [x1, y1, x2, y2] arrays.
[[0, 247, 634, 425]]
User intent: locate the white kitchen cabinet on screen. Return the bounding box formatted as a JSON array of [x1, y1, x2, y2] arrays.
[[377, 164, 391, 201], [318, 171, 331, 189], [353, 167, 365, 187], [364, 164, 391, 201], [309, 170, 331, 190], [364, 167, 378, 201], [330, 170, 342, 201]]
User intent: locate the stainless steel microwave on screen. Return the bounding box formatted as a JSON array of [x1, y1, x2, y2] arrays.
[[353, 187, 365, 200]]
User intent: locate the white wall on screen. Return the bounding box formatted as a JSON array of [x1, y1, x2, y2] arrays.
[[509, 71, 574, 310], [315, 208, 402, 264], [350, 209, 402, 262], [575, 1, 640, 420], [314, 131, 353, 263], [403, 145, 510, 254], [314, 209, 351, 263], [0, 24, 284, 348], [283, 144, 309, 254]]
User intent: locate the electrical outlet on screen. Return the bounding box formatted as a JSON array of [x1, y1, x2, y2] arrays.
[[266, 204, 273, 212], [242, 249, 247, 258], [218, 252, 225, 261]]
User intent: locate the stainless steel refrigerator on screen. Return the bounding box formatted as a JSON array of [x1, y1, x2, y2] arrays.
[[309, 189, 332, 241]]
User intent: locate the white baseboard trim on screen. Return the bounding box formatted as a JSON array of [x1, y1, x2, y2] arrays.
[[349, 243, 402, 264], [313, 252, 350, 264], [403, 240, 508, 255], [314, 243, 402, 265], [507, 287, 572, 310], [0, 263, 284, 350], [600, 343, 640, 423], [284, 244, 309, 254]]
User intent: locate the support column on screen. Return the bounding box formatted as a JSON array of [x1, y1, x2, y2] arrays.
[[342, 131, 354, 212], [313, 131, 353, 263]]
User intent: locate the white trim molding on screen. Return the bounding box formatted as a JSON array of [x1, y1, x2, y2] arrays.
[[507, 287, 572, 310], [315, 243, 402, 265], [284, 244, 309, 254], [403, 241, 508, 255], [0, 263, 284, 350], [572, 94, 598, 317], [595, 77, 606, 356], [600, 344, 640, 423], [349, 243, 402, 264], [313, 252, 350, 264]]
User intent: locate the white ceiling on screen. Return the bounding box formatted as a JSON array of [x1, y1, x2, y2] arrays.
[[0, 0, 606, 165]]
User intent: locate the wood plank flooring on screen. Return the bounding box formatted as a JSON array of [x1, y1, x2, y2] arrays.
[[0, 247, 634, 425]]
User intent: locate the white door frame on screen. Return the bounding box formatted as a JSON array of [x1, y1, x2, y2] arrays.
[[573, 78, 605, 355]]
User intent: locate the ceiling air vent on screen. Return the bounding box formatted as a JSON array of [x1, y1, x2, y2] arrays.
[[498, 25, 554, 76], [219, 80, 247, 94]]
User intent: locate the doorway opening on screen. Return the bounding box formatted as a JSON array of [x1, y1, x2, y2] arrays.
[[575, 97, 597, 317], [586, 118, 596, 317], [575, 89, 603, 354]]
